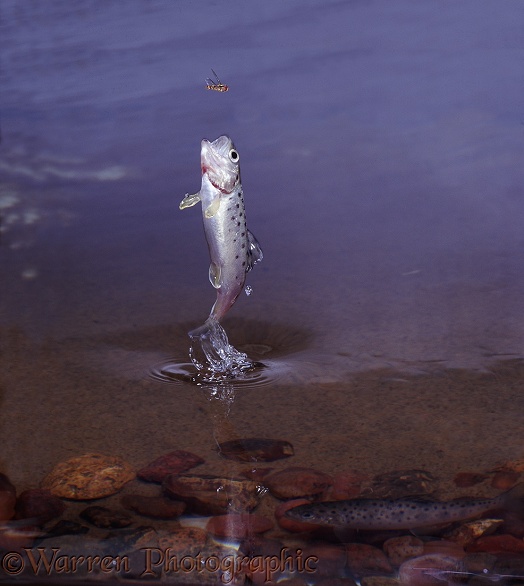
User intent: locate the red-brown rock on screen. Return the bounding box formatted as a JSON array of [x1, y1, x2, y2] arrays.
[[0, 473, 16, 521], [120, 494, 186, 519], [15, 489, 66, 525], [326, 470, 368, 500], [383, 535, 424, 566], [265, 467, 333, 499], [138, 450, 204, 483], [206, 513, 273, 539], [453, 472, 489, 488], [491, 471, 521, 490], [345, 543, 393, 578], [163, 474, 262, 514], [466, 534, 524, 553]]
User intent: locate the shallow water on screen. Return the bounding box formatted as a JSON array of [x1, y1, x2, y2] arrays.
[[1, 1, 524, 584]]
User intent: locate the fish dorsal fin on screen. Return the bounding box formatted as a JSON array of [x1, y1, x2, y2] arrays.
[[179, 192, 201, 210], [209, 262, 221, 289], [246, 230, 263, 272], [204, 196, 221, 218]]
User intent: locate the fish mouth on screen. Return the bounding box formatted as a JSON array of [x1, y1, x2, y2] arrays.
[[201, 137, 238, 193]]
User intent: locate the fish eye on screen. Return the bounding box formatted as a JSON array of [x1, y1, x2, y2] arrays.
[[229, 149, 239, 162]]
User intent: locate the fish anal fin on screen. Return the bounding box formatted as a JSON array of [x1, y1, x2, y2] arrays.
[[246, 230, 263, 272], [209, 262, 221, 289], [204, 196, 221, 218], [179, 192, 201, 210]]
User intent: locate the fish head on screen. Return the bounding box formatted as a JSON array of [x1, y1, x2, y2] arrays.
[[201, 135, 240, 194], [285, 503, 335, 526]]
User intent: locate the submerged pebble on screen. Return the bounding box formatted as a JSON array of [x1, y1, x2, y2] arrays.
[[15, 488, 66, 525], [490, 470, 521, 490], [326, 469, 368, 500], [80, 505, 133, 529], [345, 543, 393, 578], [466, 534, 524, 553], [218, 438, 294, 462], [40, 453, 135, 499], [120, 493, 186, 519], [383, 535, 424, 567], [137, 449, 204, 483], [163, 474, 262, 514], [444, 518, 504, 548], [265, 467, 333, 499]]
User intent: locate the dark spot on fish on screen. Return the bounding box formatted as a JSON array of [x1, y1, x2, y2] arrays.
[[241, 232, 245, 236], [231, 216, 236, 220], [241, 244, 245, 249], [235, 255, 239, 259], [237, 193, 241, 197], [237, 221, 241, 226], [236, 203, 239, 208], [242, 261, 246, 267], [239, 212, 243, 217]]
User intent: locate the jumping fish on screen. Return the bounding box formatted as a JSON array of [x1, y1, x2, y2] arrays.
[[180, 135, 262, 332], [285, 484, 524, 531]]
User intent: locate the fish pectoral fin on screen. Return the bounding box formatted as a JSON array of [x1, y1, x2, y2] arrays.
[[209, 262, 221, 289], [246, 230, 263, 272], [204, 196, 221, 218], [179, 192, 201, 210]]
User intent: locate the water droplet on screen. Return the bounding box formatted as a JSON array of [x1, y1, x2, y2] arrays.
[[245, 285, 253, 296]]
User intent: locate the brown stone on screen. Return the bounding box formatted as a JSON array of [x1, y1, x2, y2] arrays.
[[466, 534, 524, 553], [383, 535, 424, 567], [491, 471, 521, 490], [345, 543, 393, 578], [326, 470, 368, 500], [445, 518, 504, 548], [40, 454, 135, 499], [206, 513, 273, 538], [360, 578, 400, 586], [15, 489, 66, 525], [163, 474, 262, 514], [137, 450, 204, 483], [265, 467, 333, 499], [0, 473, 16, 521], [218, 438, 294, 462], [80, 505, 133, 529], [120, 494, 186, 519]]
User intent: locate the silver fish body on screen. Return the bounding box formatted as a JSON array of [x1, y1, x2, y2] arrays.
[[285, 484, 524, 531], [180, 135, 262, 322]]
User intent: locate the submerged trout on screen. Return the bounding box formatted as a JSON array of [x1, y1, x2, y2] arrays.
[[285, 484, 524, 530], [180, 135, 263, 329]]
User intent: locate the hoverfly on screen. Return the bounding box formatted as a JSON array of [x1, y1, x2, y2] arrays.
[[205, 69, 229, 92]]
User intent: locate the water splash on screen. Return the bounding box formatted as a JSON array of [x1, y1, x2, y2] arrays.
[[188, 317, 263, 383]]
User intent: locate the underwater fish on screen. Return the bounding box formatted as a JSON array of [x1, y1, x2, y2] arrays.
[[285, 484, 524, 531], [180, 135, 263, 329]]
